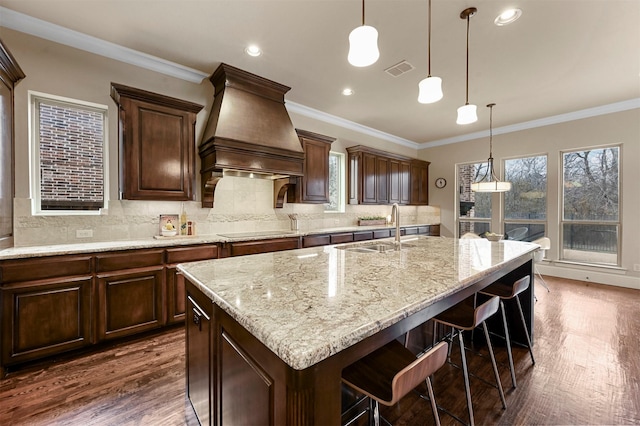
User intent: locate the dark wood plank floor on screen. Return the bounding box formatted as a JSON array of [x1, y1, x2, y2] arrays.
[[1, 276, 639, 425]]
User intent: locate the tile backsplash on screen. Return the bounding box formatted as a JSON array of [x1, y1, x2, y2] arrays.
[[13, 176, 440, 247]]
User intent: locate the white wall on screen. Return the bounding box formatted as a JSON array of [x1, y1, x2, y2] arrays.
[[419, 109, 640, 289]]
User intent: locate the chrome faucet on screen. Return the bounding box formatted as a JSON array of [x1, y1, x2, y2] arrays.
[[391, 203, 401, 249]]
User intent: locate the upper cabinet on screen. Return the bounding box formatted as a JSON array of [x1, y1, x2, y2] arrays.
[[287, 129, 335, 204], [111, 83, 203, 201], [347, 145, 430, 206], [0, 38, 25, 250]]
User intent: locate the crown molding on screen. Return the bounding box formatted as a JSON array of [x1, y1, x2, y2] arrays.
[[0, 6, 209, 83], [286, 101, 420, 149], [421, 98, 640, 148]]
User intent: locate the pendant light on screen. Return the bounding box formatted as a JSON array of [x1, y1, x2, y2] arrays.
[[471, 103, 512, 192], [457, 7, 478, 125], [348, 0, 380, 67], [417, 0, 443, 103]]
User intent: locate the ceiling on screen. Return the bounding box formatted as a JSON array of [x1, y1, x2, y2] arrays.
[[1, 0, 639, 146]]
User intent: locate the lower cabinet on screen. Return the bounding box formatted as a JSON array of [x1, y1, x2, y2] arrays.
[[97, 267, 165, 341], [1, 276, 93, 367], [186, 290, 213, 425]]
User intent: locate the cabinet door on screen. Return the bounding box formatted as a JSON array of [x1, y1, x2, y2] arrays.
[[227, 237, 300, 257], [400, 161, 411, 205], [292, 130, 334, 204], [1, 277, 92, 366], [97, 267, 165, 340], [362, 152, 378, 204], [376, 157, 389, 204], [186, 290, 213, 426], [410, 161, 430, 205], [389, 159, 401, 204], [111, 84, 203, 201]]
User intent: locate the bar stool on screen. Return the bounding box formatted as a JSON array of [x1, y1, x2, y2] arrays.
[[479, 276, 536, 388], [342, 340, 448, 426], [432, 295, 506, 426]]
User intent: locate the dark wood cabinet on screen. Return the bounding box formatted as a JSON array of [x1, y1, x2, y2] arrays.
[[410, 160, 430, 205], [186, 289, 214, 426], [347, 145, 430, 205], [166, 245, 218, 324], [0, 255, 93, 367], [111, 83, 203, 201], [287, 129, 335, 204], [0, 39, 25, 250], [95, 249, 165, 340]]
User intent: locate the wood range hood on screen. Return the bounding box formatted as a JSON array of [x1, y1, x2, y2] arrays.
[[198, 63, 303, 208]]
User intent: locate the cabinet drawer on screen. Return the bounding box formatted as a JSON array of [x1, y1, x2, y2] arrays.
[[404, 227, 419, 235], [95, 249, 164, 272], [429, 225, 441, 236], [373, 229, 391, 239], [230, 238, 300, 257], [302, 235, 331, 248], [418, 226, 429, 234], [353, 231, 373, 242], [166, 245, 218, 264], [330, 233, 354, 244], [0, 255, 92, 284]]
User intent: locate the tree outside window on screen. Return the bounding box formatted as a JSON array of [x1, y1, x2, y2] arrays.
[[561, 146, 620, 265]]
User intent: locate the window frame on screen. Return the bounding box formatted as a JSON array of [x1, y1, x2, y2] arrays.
[[325, 151, 345, 213], [560, 144, 621, 266], [456, 160, 495, 238], [29, 91, 109, 216], [502, 154, 548, 243]]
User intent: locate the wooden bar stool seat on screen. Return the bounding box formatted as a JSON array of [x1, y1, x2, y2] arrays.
[[432, 295, 506, 426], [480, 276, 536, 388], [342, 340, 448, 426]]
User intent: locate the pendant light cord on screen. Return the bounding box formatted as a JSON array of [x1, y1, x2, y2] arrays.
[[465, 13, 470, 105], [362, 0, 365, 26], [427, 0, 432, 76]]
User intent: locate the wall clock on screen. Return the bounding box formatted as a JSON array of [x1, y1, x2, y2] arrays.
[[435, 178, 447, 189]]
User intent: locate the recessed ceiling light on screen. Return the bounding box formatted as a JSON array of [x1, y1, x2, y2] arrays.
[[494, 8, 522, 26], [342, 88, 354, 96], [245, 44, 262, 57]]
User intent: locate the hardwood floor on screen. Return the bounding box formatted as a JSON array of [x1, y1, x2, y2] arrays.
[[1, 276, 638, 425]]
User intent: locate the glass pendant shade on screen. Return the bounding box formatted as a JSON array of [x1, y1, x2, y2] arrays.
[[418, 76, 443, 103], [348, 25, 380, 67], [471, 180, 512, 192], [456, 103, 477, 124]]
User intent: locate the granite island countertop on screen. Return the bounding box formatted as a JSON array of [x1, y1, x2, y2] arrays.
[[0, 223, 437, 260], [178, 236, 538, 370]]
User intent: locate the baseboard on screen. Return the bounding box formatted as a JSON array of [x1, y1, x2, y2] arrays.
[[537, 263, 640, 290]]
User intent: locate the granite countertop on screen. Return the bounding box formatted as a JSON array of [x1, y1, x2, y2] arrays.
[[0, 223, 437, 260], [178, 236, 538, 370]]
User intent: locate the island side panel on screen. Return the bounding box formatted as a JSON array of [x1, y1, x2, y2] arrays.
[[185, 279, 340, 425]]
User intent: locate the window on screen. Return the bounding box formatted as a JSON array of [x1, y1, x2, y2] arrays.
[[503, 155, 547, 242], [30, 93, 108, 214], [561, 146, 620, 266], [326, 151, 345, 212], [457, 162, 491, 237]]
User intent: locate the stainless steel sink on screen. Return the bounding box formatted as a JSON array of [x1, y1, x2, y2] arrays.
[[336, 241, 415, 253]]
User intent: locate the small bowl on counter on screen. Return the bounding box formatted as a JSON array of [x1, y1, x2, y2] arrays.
[[161, 229, 178, 237]]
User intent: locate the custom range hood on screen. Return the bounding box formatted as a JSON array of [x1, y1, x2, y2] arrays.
[[199, 63, 303, 207]]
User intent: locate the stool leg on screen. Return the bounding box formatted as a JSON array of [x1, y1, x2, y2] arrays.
[[457, 330, 475, 426], [499, 300, 517, 388], [425, 375, 441, 426], [515, 296, 536, 365], [482, 321, 507, 409]]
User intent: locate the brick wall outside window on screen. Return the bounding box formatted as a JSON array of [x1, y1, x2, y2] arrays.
[[38, 102, 104, 210]]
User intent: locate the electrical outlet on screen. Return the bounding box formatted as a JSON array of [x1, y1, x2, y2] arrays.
[[76, 229, 93, 238], [634, 264, 640, 272]]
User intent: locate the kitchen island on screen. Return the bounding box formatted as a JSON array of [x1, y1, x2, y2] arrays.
[[178, 236, 538, 425]]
